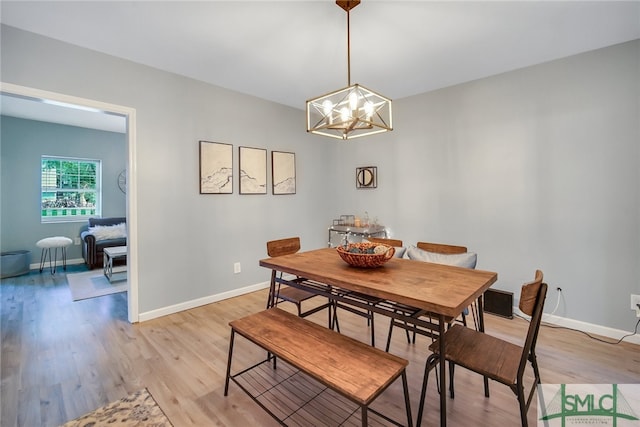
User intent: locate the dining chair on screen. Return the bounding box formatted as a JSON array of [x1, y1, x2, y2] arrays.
[[365, 237, 404, 248], [417, 241, 479, 328], [332, 237, 404, 347], [266, 237, 333, 327], [385, 241, 477, 352], [416, 270, 547, 427]]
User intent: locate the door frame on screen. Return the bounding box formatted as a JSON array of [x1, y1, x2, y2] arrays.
[[1, 82, 139, 323]]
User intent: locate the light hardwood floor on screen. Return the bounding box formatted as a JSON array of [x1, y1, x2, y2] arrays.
[[2, 267, 639, 426]]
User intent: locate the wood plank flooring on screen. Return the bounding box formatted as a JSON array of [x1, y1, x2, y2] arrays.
[[2, 267, 639, 426]]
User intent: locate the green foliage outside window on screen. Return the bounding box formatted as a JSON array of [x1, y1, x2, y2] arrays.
[[41, 157, 101, 221]]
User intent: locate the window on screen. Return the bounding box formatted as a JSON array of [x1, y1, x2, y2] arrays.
[[41, 156, 101, 223]]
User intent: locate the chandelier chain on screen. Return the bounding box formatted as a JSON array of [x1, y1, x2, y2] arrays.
[[347, 9, 351, 86]]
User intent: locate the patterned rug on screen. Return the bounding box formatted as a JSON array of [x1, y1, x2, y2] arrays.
[[61, 388, 173, 427]]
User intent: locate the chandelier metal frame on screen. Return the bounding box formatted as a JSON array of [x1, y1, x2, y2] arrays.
[[306, 0, 393, 140]]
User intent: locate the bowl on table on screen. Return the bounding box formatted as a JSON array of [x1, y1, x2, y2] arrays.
[[336, 242, 395, 268]]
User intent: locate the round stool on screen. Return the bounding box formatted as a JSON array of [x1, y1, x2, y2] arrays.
[[36, 236, 72, 275]]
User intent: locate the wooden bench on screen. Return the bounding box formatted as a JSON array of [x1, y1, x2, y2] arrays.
[[224, 307, 413, 427]]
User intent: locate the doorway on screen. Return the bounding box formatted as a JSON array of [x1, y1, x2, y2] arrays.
[[0, 82, 139, 322]]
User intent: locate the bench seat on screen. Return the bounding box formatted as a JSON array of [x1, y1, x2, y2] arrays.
[[225, 307, 412, 426]]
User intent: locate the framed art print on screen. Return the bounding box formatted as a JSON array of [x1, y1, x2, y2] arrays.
[[200, 141, 233, 194], [272, 151, 296, 195], [239, 146, 267, 194], [356, 166, 377, 189]]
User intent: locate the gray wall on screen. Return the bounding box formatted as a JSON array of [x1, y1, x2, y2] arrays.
[[2, 24, 639, 332], [1, 24, 333, 314], [330, 40, 640, 331], [0, 116, 127, 261]]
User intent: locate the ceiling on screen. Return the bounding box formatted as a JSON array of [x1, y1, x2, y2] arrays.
[[1, 1, 639, 131]]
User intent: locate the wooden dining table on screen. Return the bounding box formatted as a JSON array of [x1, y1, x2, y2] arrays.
[[260, 247, 497, 427]]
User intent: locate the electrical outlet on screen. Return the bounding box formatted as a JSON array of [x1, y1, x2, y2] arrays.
[[74, 237, 81, 245], [630, 294, 640, 317], [234, 262, 241, 274]]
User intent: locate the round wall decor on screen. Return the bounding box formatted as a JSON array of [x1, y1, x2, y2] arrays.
[[117, 170, 127, 194]]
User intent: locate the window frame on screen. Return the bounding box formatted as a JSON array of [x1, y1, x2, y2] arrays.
[[40, 155, 102, 223]]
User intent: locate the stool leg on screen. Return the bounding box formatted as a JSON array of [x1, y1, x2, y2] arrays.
[[62, 246, 67, 271], [50, 247, 57, 275], [39, 248, 48, 273]]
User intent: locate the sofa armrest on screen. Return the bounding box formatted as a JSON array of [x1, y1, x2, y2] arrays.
[[81, 230, 95, 245], [81, 231, 98, 268]]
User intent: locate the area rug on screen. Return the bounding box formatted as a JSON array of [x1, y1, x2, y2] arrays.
[[60, 388, 173, 427], [67, 270, 127, 301]]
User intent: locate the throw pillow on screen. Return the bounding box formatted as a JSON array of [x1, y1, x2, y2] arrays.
[[89, 223, 127, 241], [363, 239, 407, 258], [406, 246, 477, 269]]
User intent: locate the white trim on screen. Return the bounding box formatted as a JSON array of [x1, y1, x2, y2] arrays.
[[1, 82, 139, 323], [138, 281, 640, 346], [29, 257, 85, 270], [513, 308, 640, 346], [138, 281, 271, 322]]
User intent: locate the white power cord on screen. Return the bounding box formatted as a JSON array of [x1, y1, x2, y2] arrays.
[[548, 287, 562, 316]]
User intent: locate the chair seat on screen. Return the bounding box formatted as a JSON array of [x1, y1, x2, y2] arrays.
[[276, 285, 318, 304], [429, 324, 522, 385]]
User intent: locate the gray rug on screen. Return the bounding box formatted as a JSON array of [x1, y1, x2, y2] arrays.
[[67, 270, 127, 301]]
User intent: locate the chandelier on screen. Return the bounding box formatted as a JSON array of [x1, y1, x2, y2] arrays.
[[306, 0, 392, 140]]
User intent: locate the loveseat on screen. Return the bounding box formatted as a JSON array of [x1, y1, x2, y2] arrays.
[[79, 217, 127, 269]]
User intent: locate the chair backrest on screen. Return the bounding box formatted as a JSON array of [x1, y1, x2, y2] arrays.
[[417, 241, 467, 254], [267, 237, 301, 257], [518, 270, 547, 377], [366, 237, 403, 247]]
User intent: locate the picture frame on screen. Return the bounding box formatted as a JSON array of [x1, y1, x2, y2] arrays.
[[272, 151, 296, 195], [200, 141, 233, 194], [239, 146, 267, 194], [356, 166, 377, 189]]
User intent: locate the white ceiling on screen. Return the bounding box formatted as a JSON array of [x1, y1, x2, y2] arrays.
[[0, 94, 128, 133], [1, 1, 639, 131]]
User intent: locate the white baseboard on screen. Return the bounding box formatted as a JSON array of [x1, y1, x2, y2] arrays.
[[513, 308, 640, 346], [29, 257, 85, 270], [138, 281, 271, 322], [134, 282, 635, 346]]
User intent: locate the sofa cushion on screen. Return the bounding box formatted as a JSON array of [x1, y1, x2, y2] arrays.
[[88, 223, 127, 241], [406, 246, 477, 269], [88, 216, 126, 228]]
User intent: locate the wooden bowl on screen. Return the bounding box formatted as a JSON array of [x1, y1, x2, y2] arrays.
[[336, 242, 395, 268]]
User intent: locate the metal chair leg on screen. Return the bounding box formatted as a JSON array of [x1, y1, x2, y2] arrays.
[[385, 319, 394, 352], [369, 310, 375, 347], [417, 353, 438, 427]]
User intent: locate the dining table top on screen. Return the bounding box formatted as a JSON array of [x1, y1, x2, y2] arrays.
[[260, 247, 498, 319]]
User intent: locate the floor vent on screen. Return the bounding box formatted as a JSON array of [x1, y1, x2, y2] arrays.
[[484, 288, 514, 319]]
